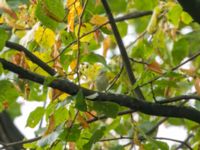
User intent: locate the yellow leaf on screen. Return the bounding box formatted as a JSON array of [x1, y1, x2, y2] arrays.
[[90, 15, 108, 26], [34, 26, 55, 48], [75, 23, 93, 42], [0, 16, 4, 24], [67, 0, 82, 32], [26, 51, 53, 76], [70, 59, 77, 71], [103, 36, 112, 57], [68, 9, 75, 32]]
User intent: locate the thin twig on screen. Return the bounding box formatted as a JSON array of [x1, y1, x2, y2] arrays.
[[175, 134, 194, 150], [46, 10, 152, 69], [140, 50, 200, 87], [157, 95, 200, 104], [106, 64, 124, 91], [75, 0, 89, 85], [87, 109, 135, 124], [0, 136, 41, 150]]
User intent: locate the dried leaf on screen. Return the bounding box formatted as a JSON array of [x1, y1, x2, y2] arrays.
[[52, 89, 63, 101], [147, 61, 162, 74], [45, 115, 55, 135], [77, 113, 89, 128], [195, 78, 200, 95], [180, 67, 196, 77], [0, 2, 18, 19], [69, 142, 75, 150], [12, 52, 29, 69], [2, 100, 9, 109], [90, 15, 108, 26]]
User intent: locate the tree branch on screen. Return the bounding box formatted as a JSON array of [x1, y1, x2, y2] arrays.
[[1, 58, 200, 123], [5, 41, 56, 76], [0, 137, 41, 150], [101, 0, 145, 100], [158, 95, 200, 104]]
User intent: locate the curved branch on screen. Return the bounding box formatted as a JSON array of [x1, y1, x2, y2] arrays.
[[1, 58, 200, 123]]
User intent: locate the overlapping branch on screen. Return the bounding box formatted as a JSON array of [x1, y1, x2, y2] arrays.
[[101, 0, 145, 100], [1, 58, 200, 123]]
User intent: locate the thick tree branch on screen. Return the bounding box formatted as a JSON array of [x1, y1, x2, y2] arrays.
[[1, 58, 200, 124], [5, 41, 56, 76], [101, 0, 145, 100]]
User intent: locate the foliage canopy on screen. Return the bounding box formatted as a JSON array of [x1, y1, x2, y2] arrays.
[[0, 0, 200, 149]]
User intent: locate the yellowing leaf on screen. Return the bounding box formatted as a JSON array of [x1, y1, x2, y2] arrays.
[[195, 78, 200, 95], [0, 16, 4, 24], [75, 23, 93, 42], [90, 15, 108, 26], [67, 0, 82, 32], [103, 36, 112, 57], [34, 26, 55, 48]]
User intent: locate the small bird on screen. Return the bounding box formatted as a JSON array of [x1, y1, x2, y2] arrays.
[[95, 70, 109, 91], [177, 0, 200, 24]]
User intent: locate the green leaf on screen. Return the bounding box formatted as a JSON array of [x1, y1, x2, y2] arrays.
[[28, 82, 47, 101], [0, 29, 8, 51], [108, 0, 127, 13], [92, 101, 119, 118], [81, 53, 107, 66], [44, 0, 65, 22], [0, 80, 19, 102], [117, 22, 128, 37], [59, 124, 81, 142], [35, 1, 59, 30], [0, 63, 4, 74], [26, 107, 45, 128], [181, 12, 193, 24], [167, 4, 183, 27], [144, 140, 169, 150], [54, 107, 68, 126], [83, 126, 106, 150], [172, 38, 189, 65], [176, 31, 200, 53], [134, 0, 158, 10], [75, 90, 87, 111]]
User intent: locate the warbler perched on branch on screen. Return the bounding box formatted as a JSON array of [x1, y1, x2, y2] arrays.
[[95, 69, 109, 91]]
